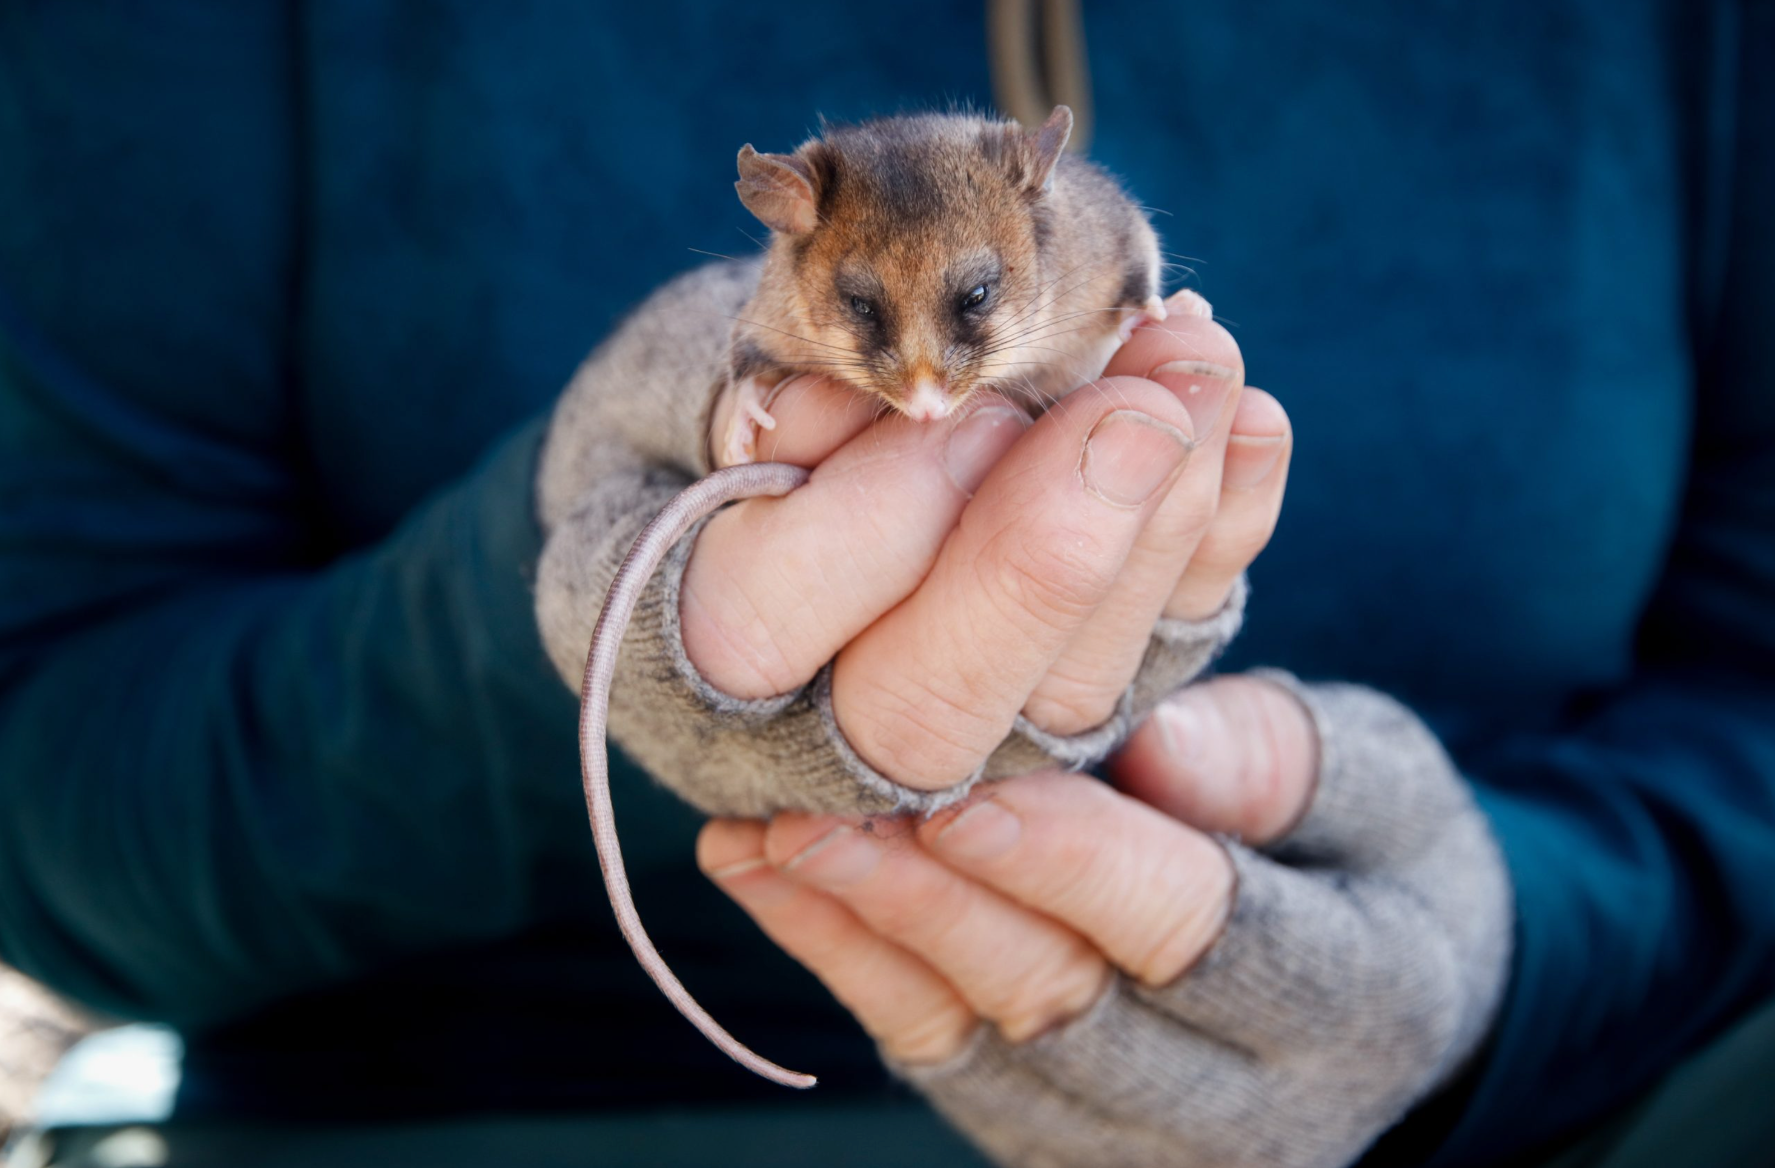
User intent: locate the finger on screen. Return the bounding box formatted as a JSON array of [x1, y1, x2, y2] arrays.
[[706, 374, 864, 470], [1021, 295, 1248, 733], [1167, 387, 1292, 619], [1121, 681, 1503, 1061], [1248, 677, 1482, 870], [1116, 288, 1247, 444], [681, 394, 1030, 699], [763, 812, 1111, 1042], [749, 375, 881, 468], [917, 771, 1235, 987], [1109, 675, 1318, 843], [831, 379, 1195, 788], [696, 820, 978, 1064]]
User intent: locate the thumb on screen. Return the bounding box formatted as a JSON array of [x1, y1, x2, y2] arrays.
[[1107, 674, 1318, 843]]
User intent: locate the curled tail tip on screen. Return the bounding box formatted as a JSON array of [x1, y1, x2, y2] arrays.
[[734, 1047, 818, 1089]]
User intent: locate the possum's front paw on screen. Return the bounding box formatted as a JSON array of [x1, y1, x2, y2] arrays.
[[1115, 289, 1215, 343], [1117, 293, 1171, 343], [713, 374, 781, 468]]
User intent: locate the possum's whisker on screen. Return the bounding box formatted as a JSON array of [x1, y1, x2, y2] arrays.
[[988, 309, 1116, 342], [980, 313, 1126, 353], [715, 314, 861, 357], [978, 334, 1097, 363], [980, 310, 1123, 355], [994, 289, 1114, 346], [1006, 273, 1107, 330], [994, 262, 1103, 334], [1013, 372, 1062, 414]]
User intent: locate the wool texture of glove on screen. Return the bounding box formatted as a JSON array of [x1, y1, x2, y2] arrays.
[[896, 675, 1514, 1168]]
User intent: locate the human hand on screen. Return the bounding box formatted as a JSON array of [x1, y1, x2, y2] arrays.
[[684, 287, 1288, 781], [536, 273, 1288, 817], [699, 675, 1513, 1168]]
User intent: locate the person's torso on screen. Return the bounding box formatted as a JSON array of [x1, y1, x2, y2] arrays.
[[0, 0, 1708, 1116]]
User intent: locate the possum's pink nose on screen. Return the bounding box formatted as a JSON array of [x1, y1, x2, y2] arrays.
[[903, 378, 955, 421]]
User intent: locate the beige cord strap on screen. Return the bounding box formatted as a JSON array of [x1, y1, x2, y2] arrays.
[[987, 0, 1094, 151]]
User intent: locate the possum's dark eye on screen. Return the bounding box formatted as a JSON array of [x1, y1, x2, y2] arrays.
[[960, 283, 992, 313], [849, 295, 876, 318]]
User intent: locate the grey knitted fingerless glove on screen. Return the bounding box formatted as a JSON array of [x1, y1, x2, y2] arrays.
[[896, 675, 1514, 1168], [533, 260, 1243, 818]]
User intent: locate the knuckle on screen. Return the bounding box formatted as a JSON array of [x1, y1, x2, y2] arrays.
[[875, 875, 975, 942], [1126, 855, 1236, 985], [694, 822, 757, 874], [795, 921, 863, 970], [1024, 791, 1227, 985], [1020, 787, 1131, 901], [839, 669, 999, 787], [682, 575, 804, 697], [881, 1006, 979, 1065], [1218, 678, 1305, 834], [1022, 665, 1124, 738], [1131, 899, 1227, 986], [1160, 483, 1222, 534], [983, 528, 1117, 634], [995, 951, 1108, 1042], [1196, 510, 1277, 569], [681, 519, 818, 695]]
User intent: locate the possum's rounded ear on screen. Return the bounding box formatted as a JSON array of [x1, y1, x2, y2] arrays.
[[1027, 106, 1073, 192], [736, 145, 821, 235], [985, 105, 1074, 194]]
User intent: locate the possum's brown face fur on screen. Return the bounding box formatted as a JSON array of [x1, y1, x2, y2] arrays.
[[734, 110, 1143, 421]]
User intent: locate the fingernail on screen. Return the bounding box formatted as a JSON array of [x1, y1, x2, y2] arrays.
[[932, 799, 1022, 862], [1223, 434, 1285, 490], [784, 825, 881, 887], [946, 406, 1029, 495], [1149, 361, 1237, 440], [1080, 411, 1190, 507], [1166, 289, 1215, 319]]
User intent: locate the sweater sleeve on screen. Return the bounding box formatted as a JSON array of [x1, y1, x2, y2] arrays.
[[1394, 12, 1775, 1163], [0, 408, 583, 1028], [0, 4, 595, 1031]]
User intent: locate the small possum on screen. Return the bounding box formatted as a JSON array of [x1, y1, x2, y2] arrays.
[[712, 105, 1166, 465], [578, 106, 1168, 1089]]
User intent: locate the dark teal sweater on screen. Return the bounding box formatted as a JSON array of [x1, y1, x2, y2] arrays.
[[2, 3, 1771, 1164]]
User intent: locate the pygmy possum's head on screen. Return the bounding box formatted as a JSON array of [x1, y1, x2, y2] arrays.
[[734, 107, 1085, 421]]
